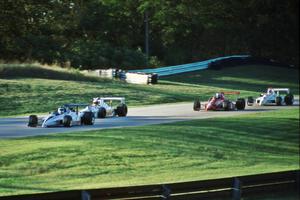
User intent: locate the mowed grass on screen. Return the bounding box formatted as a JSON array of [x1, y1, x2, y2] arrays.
[[0, 64, 299, 116], [0, 109, 298, 196], [162, 65, 299, 93]]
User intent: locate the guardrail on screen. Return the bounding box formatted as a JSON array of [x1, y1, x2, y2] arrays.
[[1, 170, 298, 200], [80, 55, 292, 83], [129, 55, 250, 76]]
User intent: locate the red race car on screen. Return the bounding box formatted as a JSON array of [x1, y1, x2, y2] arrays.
[[193, 92, 246, 111]]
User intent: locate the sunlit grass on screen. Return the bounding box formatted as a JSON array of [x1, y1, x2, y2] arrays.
[[1, 64, 298, 116], [0, 109, 298, 196]]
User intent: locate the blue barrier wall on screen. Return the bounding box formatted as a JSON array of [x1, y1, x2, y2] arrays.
[[129, 55, 250, 76]]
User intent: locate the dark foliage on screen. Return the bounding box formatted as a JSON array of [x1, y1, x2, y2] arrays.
[[0, 0, 298, 69]]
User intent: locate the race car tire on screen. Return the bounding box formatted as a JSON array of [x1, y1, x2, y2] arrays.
[[82, 112, 94, 125], [193, 99, 201, 111], [229, 102, 235, 110], [223, 100, 230, 111], [284, 94, 294, 105], [247, 96, 254, 106], [116, 104, 128, 117], [275, 96, 282, 106], [236, 98, 246, 110], [28, 115, 38, 127], [63, 115, 72, 127], [97, 107, 106, 118]]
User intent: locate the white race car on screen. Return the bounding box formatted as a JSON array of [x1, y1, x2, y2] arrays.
[[247, 88, 294, 106], [28, 104, 95, 127], [81, 97, 128, 118]]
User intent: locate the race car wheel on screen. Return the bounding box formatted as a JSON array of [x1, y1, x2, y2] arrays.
[[247, 96, 254, 106], [116, 104, 128, 117], [193, 99, 201, 111], [28, 115, 38, 127], [275, 96, 282, 106], [222, 100, 230, 111], [229, 102, 235, 110], [236, 98, 246, 110], [63, 115, 72, 127], [97, 107, 106, 118], [284, 94, 294, 105], [82, 112, 94, 125]]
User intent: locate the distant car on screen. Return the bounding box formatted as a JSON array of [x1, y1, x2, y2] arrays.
[[81, 97, 128, 118], [193, 92, 246, 111], [28, 104, 95, 128], [247, 88, 294, 106]]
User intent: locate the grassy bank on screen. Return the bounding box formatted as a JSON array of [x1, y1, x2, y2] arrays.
[[162, 65, 299, 93], [0, 64, 298, 116], [0, 108, 298, 196]]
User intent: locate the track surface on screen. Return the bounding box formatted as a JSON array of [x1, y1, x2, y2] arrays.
[[0, 102, 298, 138]]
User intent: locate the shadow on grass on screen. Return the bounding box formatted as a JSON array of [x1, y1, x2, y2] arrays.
[[162, 65, 299, 93], [0, 64, 106, 83], [0, 183, 59, 193]]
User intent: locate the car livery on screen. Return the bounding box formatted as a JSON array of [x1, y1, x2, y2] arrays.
[[28, 104, 95, 128], [193, 92, 246, 111], [247, 88, 294, 106], [81, 97, 128, 118]]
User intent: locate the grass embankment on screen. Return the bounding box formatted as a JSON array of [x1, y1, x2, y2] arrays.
[[0, 64, 299, 116], [0, 109, 299, 196]]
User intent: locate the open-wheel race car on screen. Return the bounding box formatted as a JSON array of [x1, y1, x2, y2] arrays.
[[247, 88, 294, 106], [80, 97, 128, 118], [193, 92, 246, 111], [28, 104, 95, 128]]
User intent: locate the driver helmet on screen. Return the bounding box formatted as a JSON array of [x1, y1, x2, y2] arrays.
[[57, 107, 66, 114], [215, 93, 221, 99], [92, 97, 100, 105]]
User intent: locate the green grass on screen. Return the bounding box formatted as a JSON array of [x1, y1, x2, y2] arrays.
[[0, 109, 299, 196], [162, 65, 299, 93], [0, 63, 99, 82], [0, 64, 298, 116]]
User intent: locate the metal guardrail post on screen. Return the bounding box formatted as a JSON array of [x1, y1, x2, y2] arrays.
[[162, 184, 171, 199], [232, 177, 241, 200], [81, 190, 91, 200], [296, 171, 300, 193]]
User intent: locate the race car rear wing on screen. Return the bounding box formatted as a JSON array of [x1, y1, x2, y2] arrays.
[[99, 97, 125, 101], [220, 91, 240, 95], [64, 103, 89, 107]]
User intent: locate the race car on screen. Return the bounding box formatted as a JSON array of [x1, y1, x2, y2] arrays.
[[193, 92, 246, 111], [80, 97, 128, 118], [28, 104, 95, 128], [247, 88, 294, 106]]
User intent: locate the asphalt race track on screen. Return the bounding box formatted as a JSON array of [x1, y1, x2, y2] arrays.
[[0, 102, 298, 138]]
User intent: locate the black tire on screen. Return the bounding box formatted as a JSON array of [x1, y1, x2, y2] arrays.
[[247, 96, 254, 106], [236, 98, 246, 110], [193, 99, 201, 111], [28, 115, 38, 127], [63, 115, 72, 127], [116, 104, 128, 117], [284, 94, 294, 105], [275, 96, 282, 106], [82, 112, 94, 125], [222, 100, 230, 111], [97, 107, 106, 118]]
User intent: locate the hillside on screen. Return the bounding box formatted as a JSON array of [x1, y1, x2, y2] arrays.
[[0, 64, 299, 116]]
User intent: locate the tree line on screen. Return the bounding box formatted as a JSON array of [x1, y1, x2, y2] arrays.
[[0, 0, 298, 69]]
